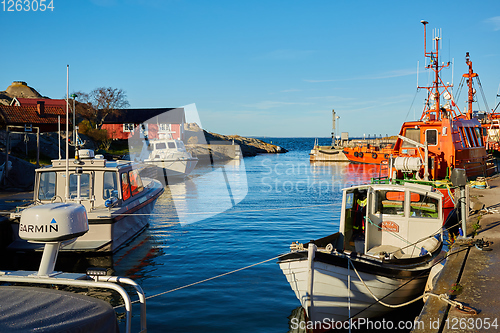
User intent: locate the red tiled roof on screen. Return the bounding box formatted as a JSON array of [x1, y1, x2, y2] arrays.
[[0, 105, 71, 130], [14, 98, 68, 107]]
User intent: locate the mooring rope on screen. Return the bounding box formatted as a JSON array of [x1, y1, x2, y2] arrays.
[[347, 245, 472, 319], [113, 255, 281, 309]]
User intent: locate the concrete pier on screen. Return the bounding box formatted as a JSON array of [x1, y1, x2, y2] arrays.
[[412, 174, 500, 332]]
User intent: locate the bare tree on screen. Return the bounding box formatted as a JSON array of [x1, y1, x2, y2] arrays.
[[74, 87, 130, 129]]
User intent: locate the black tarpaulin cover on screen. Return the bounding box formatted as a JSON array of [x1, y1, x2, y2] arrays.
[[0, 286, 118, 332]]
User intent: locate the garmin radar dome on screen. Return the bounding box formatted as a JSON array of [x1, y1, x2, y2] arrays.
[[19, 203, 89, 242]]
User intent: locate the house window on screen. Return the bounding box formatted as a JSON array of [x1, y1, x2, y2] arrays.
[[123, 123, 135, 132], [158, 123, 170, 132]]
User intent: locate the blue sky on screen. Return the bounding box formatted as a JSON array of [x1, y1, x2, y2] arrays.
[[1, 0, 500, 137]]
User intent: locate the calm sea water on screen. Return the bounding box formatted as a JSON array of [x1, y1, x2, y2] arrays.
[[106, 137, 391, 332]]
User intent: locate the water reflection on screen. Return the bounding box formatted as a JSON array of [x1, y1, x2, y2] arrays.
[[165, 159, 248, 225]]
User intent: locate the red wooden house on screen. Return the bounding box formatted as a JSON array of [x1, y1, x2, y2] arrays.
[[102, 108, 186, 141]]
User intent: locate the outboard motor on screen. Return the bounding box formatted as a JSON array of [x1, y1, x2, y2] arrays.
[[19, 203, 88, 276]]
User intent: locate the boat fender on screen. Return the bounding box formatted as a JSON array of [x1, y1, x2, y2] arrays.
[[384, 154, 389, 159], [372, 153, 377, 159], [354, 152, 359, 157], [358, 152, 363, 158]]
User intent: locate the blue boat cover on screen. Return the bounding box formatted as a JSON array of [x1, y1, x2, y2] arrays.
[[0, 286, 118, 332]]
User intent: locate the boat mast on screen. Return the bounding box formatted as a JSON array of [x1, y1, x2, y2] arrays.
[[419, 21, 453, 121], [331, 109, 336, 146], [464, 52, 477, 120]]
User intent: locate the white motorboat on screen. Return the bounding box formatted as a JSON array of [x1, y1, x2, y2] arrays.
[[0, 202, 147, 333], [278, 182, 444, 325], [142, 132, 198, 179], [9, 149, 164, 253]]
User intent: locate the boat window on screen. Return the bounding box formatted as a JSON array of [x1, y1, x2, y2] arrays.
[[402, 128, 420, 148], [38, 171, 56, 200], [373, 190, 405, 216], [459, 127, 470, 147], [425, 129, 438, 146], [69, 173, 91, 199], [409, 192, 439, 218], [155, 142, 167, 150], [465, 127, 476, 147], [129, 169, 144, 196], [168, 142, 176, 149], [103, 172, 118, 199], [474, 127, 484, 146], [121, 172, 131, 201]]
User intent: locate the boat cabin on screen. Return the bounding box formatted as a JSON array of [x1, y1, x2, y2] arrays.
[[340, 183, 443, 258], [393, 112, 489, 180], [147, 139, 189, 160], [35, 151, 144, 212]]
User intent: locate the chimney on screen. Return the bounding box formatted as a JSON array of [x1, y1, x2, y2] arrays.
[[36, 101, 45, 116]]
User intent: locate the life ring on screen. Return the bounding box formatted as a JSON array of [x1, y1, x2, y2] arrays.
[[372, 153, 377, 159], [359, 152, 364, 158], [354, 152, 359, 157], [384, 154, 389, 159]]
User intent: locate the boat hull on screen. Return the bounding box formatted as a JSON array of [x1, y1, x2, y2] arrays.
[[279, 251, 433, 323], [343, 147, 394, 165], [146, 158, 198, 178]]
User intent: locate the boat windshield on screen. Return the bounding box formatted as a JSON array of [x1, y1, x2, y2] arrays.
[[38, 171, 56, 200], [373, 190, 405, 216], [155, 142, 167, 150], [103, 171, 119, 199], [69, 174, 91, 199]]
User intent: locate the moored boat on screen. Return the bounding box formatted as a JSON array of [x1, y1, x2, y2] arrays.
[[343, 143, 395, 164], [390, 22, 495, 181], [9, 149, 164, 253], [278, 182, 444, 324], [141, 131, 198, 179], [1, 203, 147, 332]]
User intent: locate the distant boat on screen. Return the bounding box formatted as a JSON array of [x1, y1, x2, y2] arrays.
[[138, 131, 198, 179], [343, 142, 395, 164], [278, 182, 444, 324], [9, 149, 164, 253]]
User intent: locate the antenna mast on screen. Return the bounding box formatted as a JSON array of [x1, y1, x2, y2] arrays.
[[418, 20, 453, 120]]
